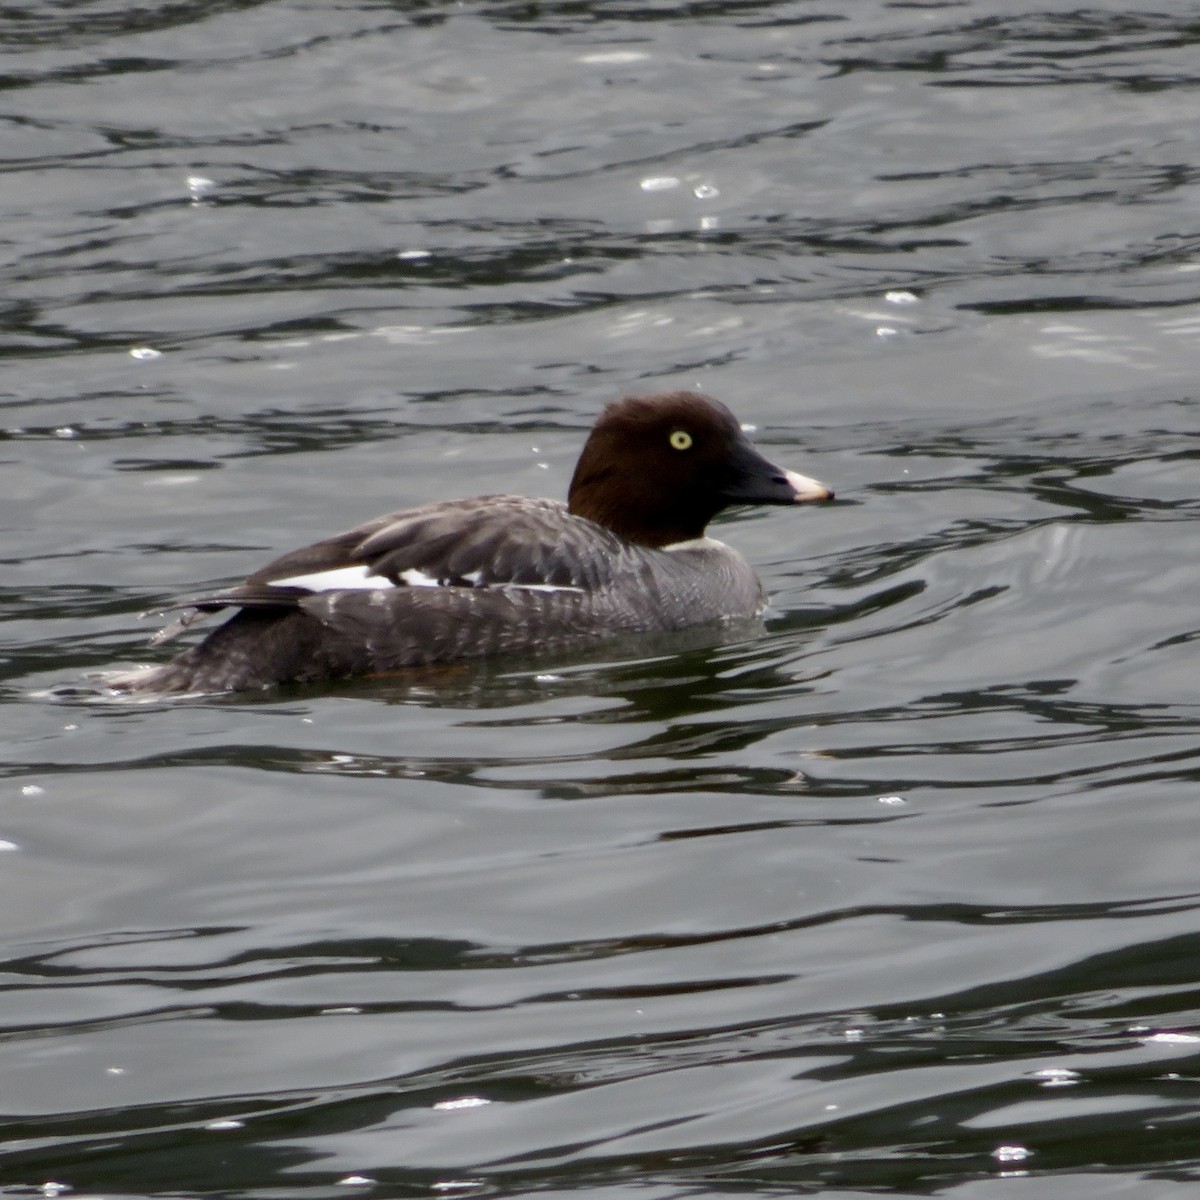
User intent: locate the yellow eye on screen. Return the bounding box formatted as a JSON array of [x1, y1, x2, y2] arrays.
[[669, 429, 693, 451]]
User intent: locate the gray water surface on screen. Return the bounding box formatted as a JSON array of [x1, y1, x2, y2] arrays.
[[4, 2, 1200, 1197]]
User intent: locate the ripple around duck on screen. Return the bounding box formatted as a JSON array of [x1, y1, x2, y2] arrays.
[[3, 917, 1200, 1193]]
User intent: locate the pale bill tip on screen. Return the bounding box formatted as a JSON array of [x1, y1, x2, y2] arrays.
[[785, 468, 834, 503]]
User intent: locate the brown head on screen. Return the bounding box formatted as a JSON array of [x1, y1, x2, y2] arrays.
[[567, 391, 832, 548]]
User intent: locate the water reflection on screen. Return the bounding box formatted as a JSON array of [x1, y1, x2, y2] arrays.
[[6, 0, 1200, 1196]]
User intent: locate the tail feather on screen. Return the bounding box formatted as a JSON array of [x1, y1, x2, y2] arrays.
[[111, 608, 368, 695]]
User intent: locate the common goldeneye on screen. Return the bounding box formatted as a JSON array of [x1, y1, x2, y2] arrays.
[[112, 391, 832, 694]]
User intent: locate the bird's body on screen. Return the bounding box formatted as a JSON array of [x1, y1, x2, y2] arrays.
[[109, 392, 831, 694]]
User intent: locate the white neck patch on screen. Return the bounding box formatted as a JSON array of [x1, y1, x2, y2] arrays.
[[661, 536, 727, 552]]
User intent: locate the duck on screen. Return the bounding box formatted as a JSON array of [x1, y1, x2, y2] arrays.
[[110, 391, 832, 694]]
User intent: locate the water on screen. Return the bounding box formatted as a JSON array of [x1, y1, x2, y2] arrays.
[[4, 2, 1200, 1196]]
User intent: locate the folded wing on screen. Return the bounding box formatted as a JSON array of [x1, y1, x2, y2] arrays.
[[158, 497, 632, 639]]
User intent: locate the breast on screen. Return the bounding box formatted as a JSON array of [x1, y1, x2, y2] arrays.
[[601, 538, 768, 632]]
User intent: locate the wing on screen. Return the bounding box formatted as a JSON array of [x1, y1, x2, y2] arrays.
[[351, 495, 625, 590], [152, 496, 635, 643]]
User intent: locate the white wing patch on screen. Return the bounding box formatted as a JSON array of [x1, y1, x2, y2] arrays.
[[269, 564, 585, 595], [268, 565, 395, 592], [503, 582, 584, 594], [399, 568, 441, 588]]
